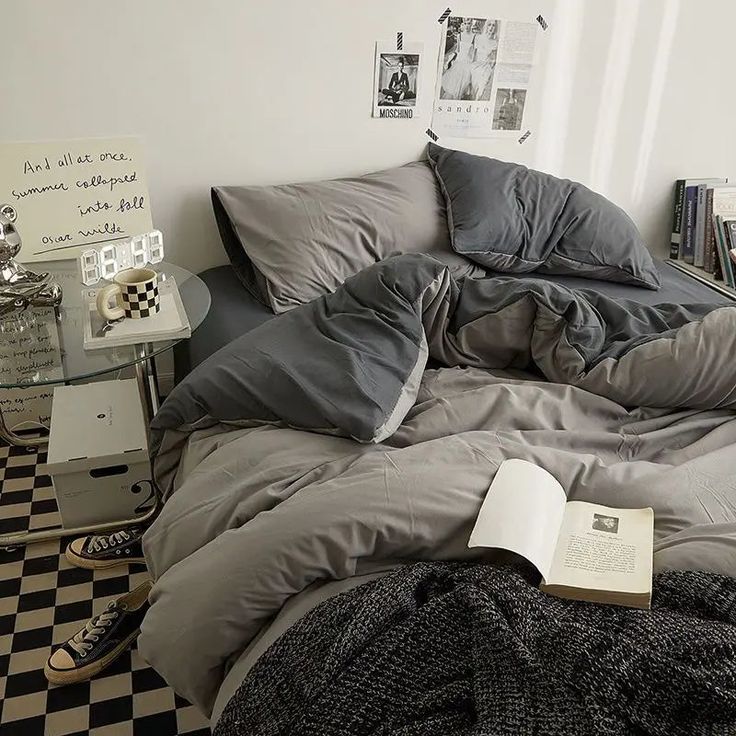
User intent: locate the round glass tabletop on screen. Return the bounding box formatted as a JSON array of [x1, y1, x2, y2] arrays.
[[0, 260, 210, 389]]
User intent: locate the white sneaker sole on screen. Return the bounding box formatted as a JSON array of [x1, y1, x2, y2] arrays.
[[65, 546, 146, 570], [44, 628, 140, 685]]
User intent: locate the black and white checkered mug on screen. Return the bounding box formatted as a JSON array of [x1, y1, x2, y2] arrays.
[[96, 267, 160, 320]]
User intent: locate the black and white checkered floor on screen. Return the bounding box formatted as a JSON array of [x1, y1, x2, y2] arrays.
[[0, 442, 211, 735]]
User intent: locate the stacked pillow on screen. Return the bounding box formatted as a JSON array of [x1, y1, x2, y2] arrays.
[[213, 145, 658, 313]]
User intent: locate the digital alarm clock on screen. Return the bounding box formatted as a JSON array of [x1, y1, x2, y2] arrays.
[[80, 230, 164, 286]]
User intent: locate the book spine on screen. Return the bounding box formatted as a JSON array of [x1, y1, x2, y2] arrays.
[[714, 256, 724, 281], [714, 215, 725, 280], [694, 184, 708, 267], [681, 186, 698, 264], [726, 221, 736, 250], [714, 216, 736, 288], [669, 179, 686, 259], [726, 222, 736, 286], [703, 187, 716, 273], [714, 215, 725, 282]]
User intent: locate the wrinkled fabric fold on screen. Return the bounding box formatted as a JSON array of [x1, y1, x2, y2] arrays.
[[214, 563, 736, 736], [140, 254, 736, 713]]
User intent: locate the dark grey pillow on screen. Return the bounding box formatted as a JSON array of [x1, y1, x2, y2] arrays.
[[426, 144, 660, 290]]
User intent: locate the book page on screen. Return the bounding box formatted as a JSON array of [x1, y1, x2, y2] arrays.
[[545, 502, 653, 594], [468, 459, 567, 580]]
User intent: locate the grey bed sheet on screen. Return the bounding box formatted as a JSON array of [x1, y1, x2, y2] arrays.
[[536, 259, 733, 305], [173, 265, 276, 382], [174, 260, 732, 382]]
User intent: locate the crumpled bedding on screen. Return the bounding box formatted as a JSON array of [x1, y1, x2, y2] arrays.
[[139, 255, 736, 714]]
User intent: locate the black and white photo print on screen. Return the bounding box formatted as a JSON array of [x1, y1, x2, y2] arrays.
[[372, 42, 422, 118], [440, 16, 500, 101], [592, 514, 620, 534], [492, 87, 527, 130], [378, 54, 418, 106]]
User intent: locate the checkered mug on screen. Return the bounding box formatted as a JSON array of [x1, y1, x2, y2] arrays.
[[96, 267, 160, 320]]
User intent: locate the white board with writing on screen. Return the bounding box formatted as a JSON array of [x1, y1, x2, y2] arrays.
[[0, 308, 63, 431], [0, 137, 153, 263]]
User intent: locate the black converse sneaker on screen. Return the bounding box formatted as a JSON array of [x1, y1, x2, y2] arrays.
[[65, 527, 146, 569], [45, 581, 152, 685]]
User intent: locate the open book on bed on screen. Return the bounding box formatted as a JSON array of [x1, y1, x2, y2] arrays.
[[469, 459, 654, 609]]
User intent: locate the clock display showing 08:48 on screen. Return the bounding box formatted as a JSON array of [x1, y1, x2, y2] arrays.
[[80, 230, 164, 286]]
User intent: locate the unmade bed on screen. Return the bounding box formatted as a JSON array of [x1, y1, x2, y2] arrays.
[[174, 258, 733, 381], [143, 145, 736, 735]]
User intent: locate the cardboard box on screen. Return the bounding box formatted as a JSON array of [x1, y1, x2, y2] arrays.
[[44, 379, 153, 528]]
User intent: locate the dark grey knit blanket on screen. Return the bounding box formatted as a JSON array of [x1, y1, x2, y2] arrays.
[[214, 563, 736, 736]]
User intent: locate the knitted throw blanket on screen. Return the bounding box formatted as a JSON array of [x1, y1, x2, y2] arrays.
[[214, 563, 736, 736]]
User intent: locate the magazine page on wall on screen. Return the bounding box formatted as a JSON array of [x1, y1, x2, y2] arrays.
[[372, 41, 424, 120], [432, 15, 538, 138]]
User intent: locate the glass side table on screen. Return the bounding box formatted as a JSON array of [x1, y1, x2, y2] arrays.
[[0, 259, 210, 547]]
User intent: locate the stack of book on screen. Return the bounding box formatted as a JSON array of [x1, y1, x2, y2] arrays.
[[669, 178, 736, 289]]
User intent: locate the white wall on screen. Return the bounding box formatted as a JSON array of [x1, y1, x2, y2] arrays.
[[4, 0, 736, 274]]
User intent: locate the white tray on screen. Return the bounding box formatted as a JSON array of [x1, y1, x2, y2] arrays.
[[83, 276, 191, 350]]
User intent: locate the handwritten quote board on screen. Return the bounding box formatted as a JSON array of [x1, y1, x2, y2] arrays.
[[0, 137, 153, 263], [0, 308, 63, 431]]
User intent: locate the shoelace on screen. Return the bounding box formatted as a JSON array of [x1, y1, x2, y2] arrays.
[[68, 603, 119, 657], [88, 530, 132, 553]]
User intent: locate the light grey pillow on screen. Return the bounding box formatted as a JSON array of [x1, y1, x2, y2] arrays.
[[426, 144, 660, 290], [212, 161, 485, 313]]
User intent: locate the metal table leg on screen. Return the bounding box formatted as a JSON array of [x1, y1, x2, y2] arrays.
[[134, 345, 160, 424], [0, 403, 48, 447], [0, 499, 160, 549]]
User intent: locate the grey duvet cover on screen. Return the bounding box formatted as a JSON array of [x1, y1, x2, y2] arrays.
[[139, 254, 736, 714]]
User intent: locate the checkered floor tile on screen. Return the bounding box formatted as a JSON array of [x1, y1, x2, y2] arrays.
[[0, 442, 210, 736]]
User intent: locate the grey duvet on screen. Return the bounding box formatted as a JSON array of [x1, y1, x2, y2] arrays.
[[139, 254, 736, 715]]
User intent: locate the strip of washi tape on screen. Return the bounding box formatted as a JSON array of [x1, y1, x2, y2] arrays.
[[438, 7, 452, 23], [397, 31, 403, 50], [426, 128, 439, 142], [518, 130, 532, 144], [536, 14, 548, 30]]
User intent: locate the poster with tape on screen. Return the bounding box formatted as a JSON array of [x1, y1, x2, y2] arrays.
[[372, 40, 423, 119], [0, 137, 153, 263], [432, 16, 538, 138]]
